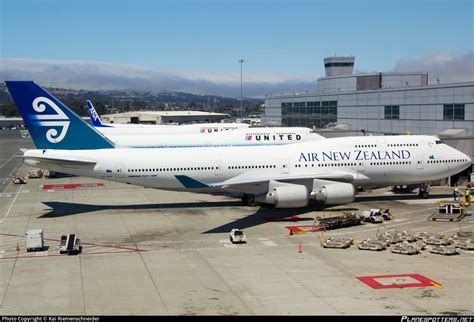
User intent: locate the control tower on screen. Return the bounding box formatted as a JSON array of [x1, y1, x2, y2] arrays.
[[324, 56, 355, 77]]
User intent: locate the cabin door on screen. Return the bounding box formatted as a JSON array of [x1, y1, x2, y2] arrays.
[[115, 164, 124, 178]]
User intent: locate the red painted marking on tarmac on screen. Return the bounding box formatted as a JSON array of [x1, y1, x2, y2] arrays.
[[289, 216, 301, 220], [0, 232, 147, 261], [0, 250, 140, 261], [286, 225, 323, 234], [266, 216, 302, 222], [41, 183, 104, 190], [356, 274, 440, 289]]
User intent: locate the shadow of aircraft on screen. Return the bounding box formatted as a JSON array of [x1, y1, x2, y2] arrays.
[[40, 200, 243, 218], [40, 200, 359, 233], [202, 204, 360, 234], [40, 193, 445, 233]]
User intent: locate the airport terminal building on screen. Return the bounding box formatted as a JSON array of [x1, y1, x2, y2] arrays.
[[263, 56, 474, 137], [101, 111, 230, 125]]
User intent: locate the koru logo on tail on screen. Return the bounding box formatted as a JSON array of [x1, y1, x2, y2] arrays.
[[30, 97, 70, 143]]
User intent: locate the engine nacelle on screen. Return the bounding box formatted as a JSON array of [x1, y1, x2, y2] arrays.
[[256, 181, 309, 208], [310, 181, 355, 205]]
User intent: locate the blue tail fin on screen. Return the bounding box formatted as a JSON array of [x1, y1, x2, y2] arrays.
[[5, 81, 114, 150], [86, 100, 111, 127]]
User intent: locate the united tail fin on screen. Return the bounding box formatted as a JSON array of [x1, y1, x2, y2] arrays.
[[86, 100, 111, 127], [5, 81, 114, 150]]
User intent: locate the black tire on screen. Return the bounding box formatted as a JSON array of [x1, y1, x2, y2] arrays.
[[242, 195, 256, 207], [420, 191, 429, 199]]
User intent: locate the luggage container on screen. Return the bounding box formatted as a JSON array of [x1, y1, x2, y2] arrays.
[[391, 242, 420, 255], [27, 168, 43, 179], [322, 237, 353, 249], [25, 229, 44, 252], [430, 245, 459, 256]]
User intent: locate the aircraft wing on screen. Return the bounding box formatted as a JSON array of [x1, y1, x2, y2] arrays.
[[210, 170, 363, 189]]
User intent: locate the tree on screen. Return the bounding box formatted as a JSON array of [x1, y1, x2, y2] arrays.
[[3, 102, 19, 117]]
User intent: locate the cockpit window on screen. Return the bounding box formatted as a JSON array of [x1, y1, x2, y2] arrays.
[[435, 139, 444, 145]]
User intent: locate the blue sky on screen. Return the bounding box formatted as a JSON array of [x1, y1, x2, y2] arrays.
[[1, 0, 473, 96]]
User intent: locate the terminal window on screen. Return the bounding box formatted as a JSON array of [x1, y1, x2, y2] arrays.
[[281, 100, 337, 128], [384, 105, 400, 120], [443, 104, 465, 120]]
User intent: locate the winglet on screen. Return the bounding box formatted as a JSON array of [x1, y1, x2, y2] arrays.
[[5, 81, 114, 150], [86, 100, 111, 127]]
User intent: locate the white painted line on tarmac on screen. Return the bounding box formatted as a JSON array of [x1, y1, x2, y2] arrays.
[[0, 153, 18, 169], [440, 225, 474, 234], [392, 218, 409, 222], [397, 207, 436, 216], [261, 240, 277, 247], [219, 239, 237, 248], [326, 218, 429, 237], [412, 226, 433, 231], [0, 185, 23, 224]]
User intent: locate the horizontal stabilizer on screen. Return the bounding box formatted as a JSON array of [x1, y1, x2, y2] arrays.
[[22, 153, 97, 167]]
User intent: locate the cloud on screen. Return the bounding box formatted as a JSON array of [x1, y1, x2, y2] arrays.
[[393, 51, 474, 84], [0, 58, 315, 98]]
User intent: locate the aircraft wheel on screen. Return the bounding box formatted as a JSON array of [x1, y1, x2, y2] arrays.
[[247, 195, 256, 207], [419, 191, 429, 199]]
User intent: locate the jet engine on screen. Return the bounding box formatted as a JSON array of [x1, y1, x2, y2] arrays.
[[310, 181, 355, 205], [256, 181, 309, 208]]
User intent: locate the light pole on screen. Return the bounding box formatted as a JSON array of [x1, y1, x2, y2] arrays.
[[239, 59, 244, 121]]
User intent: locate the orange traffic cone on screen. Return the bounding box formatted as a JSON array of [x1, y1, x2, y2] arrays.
[[298, 241, 302, 253], [16, 243, 20, 252]]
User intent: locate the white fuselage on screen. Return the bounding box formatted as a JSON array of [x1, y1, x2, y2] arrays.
[[96, 122, 249, 135], [105, 127, 324, 148], [25, 135, 471, 198]]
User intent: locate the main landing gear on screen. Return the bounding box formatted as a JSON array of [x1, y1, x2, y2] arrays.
[[418, 183, 430, 199], [242, 194, 256, 207]]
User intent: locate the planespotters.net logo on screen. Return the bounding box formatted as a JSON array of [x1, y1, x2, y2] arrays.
[[401, 317, 473, 322]]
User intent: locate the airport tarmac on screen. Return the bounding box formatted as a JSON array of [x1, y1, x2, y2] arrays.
[[0, 135, 473, 315], [0, 130, 33, 193]]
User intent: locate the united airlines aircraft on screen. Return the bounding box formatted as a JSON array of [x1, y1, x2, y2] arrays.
[[87, 101, 325, 148], [86, 100, 249, 134], [7, 81, 472, 208]]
